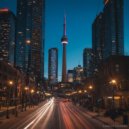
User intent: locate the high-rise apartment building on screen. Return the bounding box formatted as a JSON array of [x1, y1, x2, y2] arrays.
[[16, 0, 45, 85], [31, 0, 44, 83], [0, 8, 15, 65], [83, 48, 92, 77], [16, 0, 27, 70], [92, 13, 104, 65], [48, 48, 58, 84], [103, 0, 124, 58], [92, 0, 124, 66]]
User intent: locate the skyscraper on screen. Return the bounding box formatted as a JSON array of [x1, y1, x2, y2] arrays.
[[0, 8, 15, 65], [103, 0, 124, 58], [16, 0, 27, 70], [92, 0, 124, 67], [61, 16, 68, 83], [48, 48, 58, 84], [25, 0, 32, 72], [16, 0, 45, 85], [83, 48, 92, 77], [31, 0, 45, 84], [92, 13, 104, 65]]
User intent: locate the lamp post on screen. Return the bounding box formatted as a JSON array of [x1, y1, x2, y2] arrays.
[[110, 79, 117, 109], [110, 79, 117, 129], [88, 85, 94, 110], [14, 78, 18, 117], [6, 80, 13, 119], [88, 85, 93, 90], [24, 87, 29, 111], [30, 89, 35, 107]]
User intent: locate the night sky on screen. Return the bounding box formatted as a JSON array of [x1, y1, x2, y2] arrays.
[[0, 0, 129, 80]]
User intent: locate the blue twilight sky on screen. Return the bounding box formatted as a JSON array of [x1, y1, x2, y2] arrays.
[[0, 0, 129, 80]]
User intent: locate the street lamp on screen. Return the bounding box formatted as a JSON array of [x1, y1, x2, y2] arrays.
[[6, 80, 13, 118], [9, 81, 13, 85], [110, 79, 117, 129], [84, 90, 87, 93], [24, 87, 29, 111], [78, 90, 82, 94], [110, 79, 117, 109], [88, 85, 93, 90], [110, 79, 117, 85], [30, 89, 35, 107], [31, 89, 34, 94], [24, 87, 29, 91], [88, 85, 94, 110], [26, 40, 31, 44]]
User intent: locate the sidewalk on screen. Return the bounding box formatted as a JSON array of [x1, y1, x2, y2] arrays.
[[0, 102, 42, 118], [86, 110, 129, 129], [0, 104, 41, 128]]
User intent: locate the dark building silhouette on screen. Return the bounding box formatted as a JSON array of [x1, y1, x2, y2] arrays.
[[96, 55, 129, 109], [92, 0, 124, 74], [61, 16, 68, 83], [103, 0, 124, 58], [48, 48, 58, 84], [83, 48, 92, 77], [92, 13, 104, 65], [16, 0, 27, 70], [31, 0, 45, 84], [0, 8, 15, 65]]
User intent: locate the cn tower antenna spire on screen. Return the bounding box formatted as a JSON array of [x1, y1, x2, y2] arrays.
[[64, 14, 66, 36]]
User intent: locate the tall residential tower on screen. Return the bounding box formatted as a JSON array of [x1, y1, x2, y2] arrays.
[[48, 48, 58, 84], [83, 48, 92, 77], [16, 0, 45, 85], [92, 13, 104, 65], [103, 0, 124, 58], [0, 9, 15, 65]]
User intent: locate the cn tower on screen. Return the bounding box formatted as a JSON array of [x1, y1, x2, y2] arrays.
[[61, 15, 68, 83]]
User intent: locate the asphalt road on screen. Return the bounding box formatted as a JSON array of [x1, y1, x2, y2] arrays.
[[0, 98, 119, 129]]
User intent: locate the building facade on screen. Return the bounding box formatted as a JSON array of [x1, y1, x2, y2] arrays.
[[92, 13, 104, 65], [96, 55, 129, 109], [0, 61, 25, 100], [92, 0, 124, 65], [48, 48, 58, 85], [0, 8, 15, 65], [16, 0, 45, 86], [73, 65, 83, 84], [16, 0, 27, 70], [31, 0, 44, 84], [67, 70, 74, 83], [83, 48, 92, 78], [103, 0, 124, 58]]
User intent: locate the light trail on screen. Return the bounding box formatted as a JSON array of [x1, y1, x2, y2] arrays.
[[10, 101, 51, 129], [23, 98, 54, 129], [15, 101, 50, 129]]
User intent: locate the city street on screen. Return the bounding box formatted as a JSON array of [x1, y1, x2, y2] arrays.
[[0, 98, 117, 129]]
